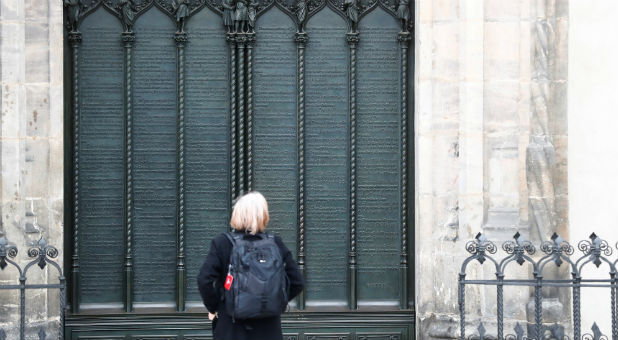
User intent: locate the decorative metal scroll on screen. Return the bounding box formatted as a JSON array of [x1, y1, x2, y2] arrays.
[[0, 237, 65, 340], [459, 232, 618, 340]]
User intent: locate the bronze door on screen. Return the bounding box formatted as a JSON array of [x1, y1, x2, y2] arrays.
[[65, 0, 414, 338]]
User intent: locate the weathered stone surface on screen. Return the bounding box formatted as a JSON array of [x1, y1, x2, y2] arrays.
[[0, 0, 63, 338], [416, 0, 570, 339]]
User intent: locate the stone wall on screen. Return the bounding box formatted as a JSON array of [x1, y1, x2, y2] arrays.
[[414, 0, 569, 339], [0, 0, 64, 338]]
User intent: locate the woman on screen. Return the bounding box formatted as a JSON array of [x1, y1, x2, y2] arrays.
[[197, 192, 304, 340]]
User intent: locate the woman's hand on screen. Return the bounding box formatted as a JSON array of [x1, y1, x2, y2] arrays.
[[208, 312, 217, 320]]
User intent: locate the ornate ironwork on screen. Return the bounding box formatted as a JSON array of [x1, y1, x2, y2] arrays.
[[0, 236, 65, 340], [459, 232, 618, 340], [583, 323, 607, 340], [28, 238, 59, 270], [505, 323, 530, 340], [502, 232, 536, 266]]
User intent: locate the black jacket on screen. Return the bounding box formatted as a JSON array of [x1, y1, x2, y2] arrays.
[[197, 230, 305, 340]]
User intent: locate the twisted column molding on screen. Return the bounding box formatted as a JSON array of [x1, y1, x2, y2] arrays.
[[69, 31, 82, 314], [295, 31, 308, 311], [174, 31, 188, 312], [227, 33, 238, 201], [122, 31, 136, 313], [346, 31, 359, 311], [246, 33, 255, 192]]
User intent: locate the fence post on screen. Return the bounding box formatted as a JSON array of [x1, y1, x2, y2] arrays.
[[497, 273, 504, 340], [459, 272, 466, 340]]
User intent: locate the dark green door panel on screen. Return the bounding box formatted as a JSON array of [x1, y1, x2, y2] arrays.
[[252, 8, 298, 253], [355, 8, 401, 304], [77, 7, 125, 306], [303, 7, 349, 305], [132, 7, 178, 304], [183, 7, 231, 304]]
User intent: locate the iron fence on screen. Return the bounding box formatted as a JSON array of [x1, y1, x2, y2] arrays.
[[459, 232, 618, 340], [0, 236, 65, 340]]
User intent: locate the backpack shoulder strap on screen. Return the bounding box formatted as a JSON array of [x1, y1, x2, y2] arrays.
[[223, 232, 239, 246]]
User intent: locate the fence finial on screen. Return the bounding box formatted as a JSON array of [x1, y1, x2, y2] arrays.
[[28, 237, 58, 270], [503, 232, 536, 265], [465, 233, 497, 264]]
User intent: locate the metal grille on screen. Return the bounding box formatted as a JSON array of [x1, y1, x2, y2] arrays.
[[0, 236, 65, 340], [459, 232, 617, 340]]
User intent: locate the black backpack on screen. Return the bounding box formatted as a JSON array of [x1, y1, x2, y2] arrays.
[[223, 232, 289, 320]]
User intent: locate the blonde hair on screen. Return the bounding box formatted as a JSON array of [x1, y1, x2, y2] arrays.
[[230, 192, 269, 234]]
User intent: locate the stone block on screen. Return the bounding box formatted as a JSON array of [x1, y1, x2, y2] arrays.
[[462, 0, 483, 22], [23, 138, 50, 199], [484, 0, 520, 21], [25, 0, 49, 21], [432, 0, 459, 22], [459, 81, 484, 133], [25, 23, 50, 84], [458, 194, 484, 234], [416, 80, 434, 133], [25, 84, 50, 137], [418, 0, 433, 24], [432, 82, 460, 131], [48, 138, 63, 199], [1, 139, 23, 202], [0, 22, 25, 83], [432, 22, 460, 80], [458, 133, 484, 193], [0, 0, 24, 21], [555, 0, 568, 19], [417, 23, 434, 80], [431, 133, 460, 194], [484, 22, 520, 80], [48, 85, 63, 139], [420, 313, 459, 340], [1, 82, 26, 139], [483, 80, 520, 131], [519, 22, 532, 79]]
